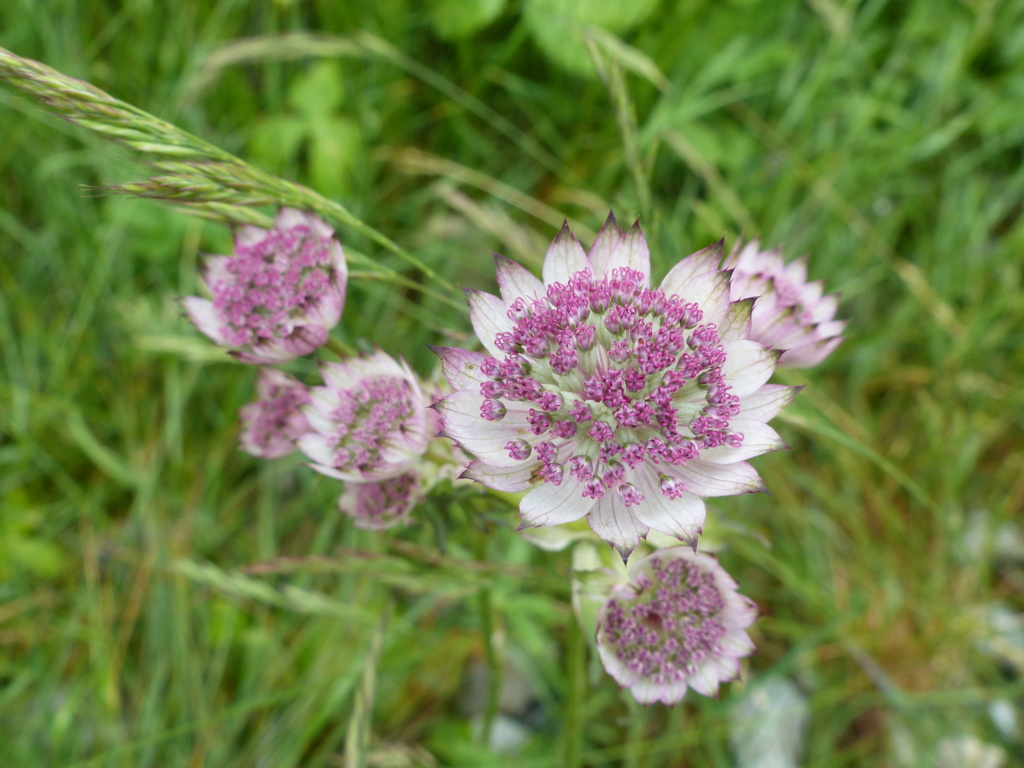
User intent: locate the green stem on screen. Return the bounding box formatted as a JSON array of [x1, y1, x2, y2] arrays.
[[563, 614, 586, 768], [345, 600, 392, 768], [624, 695, 645, 768], [323, 336, 356, 359], [478, 587, 500, 746], [473, 528, 502, 746]]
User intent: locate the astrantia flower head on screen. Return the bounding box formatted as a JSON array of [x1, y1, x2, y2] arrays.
[[433, 214, 797, 558], [596, 546, 756, 705], [297, 350, 430, 483], [338, 471, 422, 530], [239, 369, 313, 458], [183, 208, 347, 364], [726, 241, 846, 368]]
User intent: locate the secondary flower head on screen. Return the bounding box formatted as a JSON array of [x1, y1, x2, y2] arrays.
[[238, 369, 313, 458], [596, 547, 756, 705], [297, 350, 430, 483], [433, 214, 797, 559], [338, 471, 422, 530], [726, 241, 846, 368], [183, 208, 347, 364]]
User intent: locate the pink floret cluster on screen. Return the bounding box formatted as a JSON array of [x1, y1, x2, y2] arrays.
[[183, 208, 346, 364], [597, 547, 756, 705]]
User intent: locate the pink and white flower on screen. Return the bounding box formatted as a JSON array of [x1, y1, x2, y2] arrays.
[[183, 208, 347, 364], [432, 214, 797, 559], [726, 241, 846, 368], [238, 369, 313, 458], [596, 547, 757, 705], [338, 471, 422, 530], [298, 351, 430, 483]]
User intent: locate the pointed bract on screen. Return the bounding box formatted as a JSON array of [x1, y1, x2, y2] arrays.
[[587, 211, 625, 279], [542, 221, 590, 285], [494, 253, 544, 305]]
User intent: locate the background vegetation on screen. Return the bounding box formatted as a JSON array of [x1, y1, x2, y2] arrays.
[[2, 0, 1023, 765]]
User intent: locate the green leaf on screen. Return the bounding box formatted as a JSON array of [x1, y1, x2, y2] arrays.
[[429, 0, 506, 41], [523, 0, 661, 76], [287, 59, 345, 117], [308, 116, 364, 199], [247, 114, 308, 172]]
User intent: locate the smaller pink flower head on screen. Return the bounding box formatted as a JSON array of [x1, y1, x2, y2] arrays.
[[338, 472, 422, 530], [183, 208, 347, 364], [596, 547, 756, 705], [726, 241, 846, 368], [297, 350, 430, 482], [238, 369, 313, 458]]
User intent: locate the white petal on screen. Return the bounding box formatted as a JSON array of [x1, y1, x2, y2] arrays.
[[281, 325, 328, 358], [686, 660, 721, 698], [462, 460, 537, 492], [201, 255, 232, 289], [494, 254, 543, 304], [651, 678, 689, 706], [604, 219, 651, 285], [710, 655, 742, 683], [542, 222, 590, 286], [586, 496, 648, 560], [232, 343, 297, 365], [181, 297, 225, 344], [659, 239, 724, 297], [717, 298, 754, 342], [234, 224, 269, 249], [700, 419, 786, 464], [465, 288, 512, 358], [430, 346, 493, 391], [520, 477, 593, 527], [595, 640, 638, 688], [678, 268, 732, 326], [808, 291, 840, 323], [783, 254, 809, 284], [631, 467, 706, 543], [296, 433, 336, 467], [586, 211, 624, 280], [780, 336, 844, 368], [304, 461, 363, 483], [721, 340, 779, 397], [669, 460, 767, 497], [276, 207, 334, 239], [320, 351, 405, 390], [739, 384, 801, 422], [629, 677, 664, 705], [433, 390, 532, 466], [720, 629, 756, 656]]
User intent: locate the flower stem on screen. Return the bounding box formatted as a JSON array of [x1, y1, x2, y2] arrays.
[[324, 336, 357, 359], [345, 600, 391, 768], [624, 694, 645, 768], [563, 614, 587, 768], [478, 586, 501, 746]]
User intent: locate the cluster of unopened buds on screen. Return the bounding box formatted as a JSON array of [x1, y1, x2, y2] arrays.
[[184, 207, 845, 705]]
